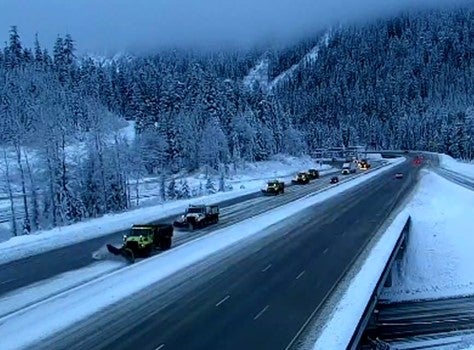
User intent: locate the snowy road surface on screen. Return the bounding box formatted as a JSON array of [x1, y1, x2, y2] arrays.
[[0, 167, 345, 296], [0, 157, 415, 350], [304, 209, 412, 350]]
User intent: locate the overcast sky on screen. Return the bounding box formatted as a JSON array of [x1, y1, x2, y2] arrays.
[[0, 0, 465, 55]]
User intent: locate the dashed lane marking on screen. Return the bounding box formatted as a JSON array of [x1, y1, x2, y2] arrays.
[[216, 295, 231, 307], [254, 305, 270, 320]]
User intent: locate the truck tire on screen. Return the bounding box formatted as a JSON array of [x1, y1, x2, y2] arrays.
[[144, 245, 153, 257], [123, 249, 135, 263], [162, 237, 172, 250]]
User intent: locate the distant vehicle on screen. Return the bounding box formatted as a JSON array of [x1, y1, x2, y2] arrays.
[[173, 204, 219, 230], [342, 162, 357, 175], [307, 169, 320, 180], [358, 159, 371, 170], [403, 150, 409, 153], [413, 154, 423, 166], [106, 224, 173, 263], [292, 172, 310, 184], [261, 180, 285, 195], [330, 176, 339, 184], [395, 173, 404, 179]]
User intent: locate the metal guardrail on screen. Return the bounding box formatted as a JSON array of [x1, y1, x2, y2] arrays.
[[347, 215, 411, 349]]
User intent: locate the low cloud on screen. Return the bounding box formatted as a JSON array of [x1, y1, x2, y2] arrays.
[[0, 0, 466, 54]]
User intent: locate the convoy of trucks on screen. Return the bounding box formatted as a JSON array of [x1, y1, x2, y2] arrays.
[[105, 157, 372, 263]]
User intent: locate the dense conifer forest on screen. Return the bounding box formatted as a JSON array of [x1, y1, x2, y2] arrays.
[[0, 5, 472, 233]]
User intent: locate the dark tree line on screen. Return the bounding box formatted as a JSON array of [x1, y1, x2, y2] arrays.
[[0, 4, 472, 235]]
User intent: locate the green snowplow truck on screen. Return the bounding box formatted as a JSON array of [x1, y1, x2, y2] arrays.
[[107, 224, 173, 263]]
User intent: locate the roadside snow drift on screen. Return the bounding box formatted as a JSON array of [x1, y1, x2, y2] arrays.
[[439, 154, 474, 179], [0, 159, 404, 350], [382, 170, 474, 302]]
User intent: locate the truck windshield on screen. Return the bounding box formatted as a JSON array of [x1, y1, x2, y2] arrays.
[[130, 228, 152, 236], [187, 207, 204, 214]]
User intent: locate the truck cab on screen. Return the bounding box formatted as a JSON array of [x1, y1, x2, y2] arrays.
[[292, 172, 310, 184], [262, 180, 285, 195], [173, 204, 219, 229], [307, 169, 320, 179]]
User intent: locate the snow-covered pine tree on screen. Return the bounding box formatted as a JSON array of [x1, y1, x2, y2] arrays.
[[178, 179, 191, 199], [167, 177, 177, 200], [205, 177, 216, 195], [218, 172, 225, 192], [160, 174, 166, 202]]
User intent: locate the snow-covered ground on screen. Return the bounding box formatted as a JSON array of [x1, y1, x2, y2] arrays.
[[243, 59, 269, 91], [0, 155, 332, 264], [303, 209, 411, 349], [243, 31, 331, 92], [382, 170, 474, 302], [0, 261, 124, 318], [439, 154, 474, 179], [0, 157, 404, 350], [269, 31, 331, 91]]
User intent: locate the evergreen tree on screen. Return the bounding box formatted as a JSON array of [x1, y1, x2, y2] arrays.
[[205, 177, 216, 195], [167, 177, 177, 200], [6, 25, 23, 68], [178, 179, 191, 199]]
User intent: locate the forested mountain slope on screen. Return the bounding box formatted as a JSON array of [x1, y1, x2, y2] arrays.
[[0, 4, 471, 232]]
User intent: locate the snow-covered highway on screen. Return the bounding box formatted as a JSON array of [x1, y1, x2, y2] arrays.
[[0, 167, 344, 296], [0, 157, 412, 350]]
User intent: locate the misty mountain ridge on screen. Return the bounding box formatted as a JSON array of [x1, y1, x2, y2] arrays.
[[0, 4, 471, 232]]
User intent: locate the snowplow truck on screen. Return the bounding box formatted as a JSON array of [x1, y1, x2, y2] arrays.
[[261, 180, 285, 195], [107, 224, 173, 263], [307, 169, 320, 180], [173, 204, 219, 230], [292, 172, 310, 184]]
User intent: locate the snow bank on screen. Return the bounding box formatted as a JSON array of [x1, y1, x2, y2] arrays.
[[0, 158, 404, 350], [307, 209, 410, 349], [0, 155, 332, 264], [0, 261, 124, 318], [439, 154, 474, 179], [382, 170, 474, 302]]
